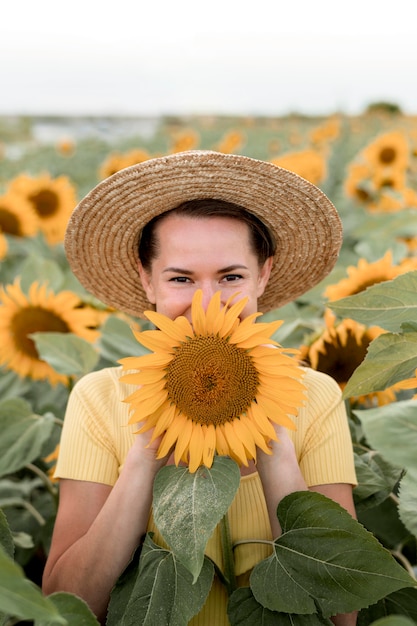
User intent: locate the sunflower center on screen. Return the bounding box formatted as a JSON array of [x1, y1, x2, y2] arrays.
[[165, 335, 259, 426], [379, 147, 396, 164], [314, 331, 371, 385], [11, 306, 70, 358], [0, 208, 22, 236], [29, 190, 59, 217]]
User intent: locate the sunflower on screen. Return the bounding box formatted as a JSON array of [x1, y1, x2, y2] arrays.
[[120, 291, 306, 472], [214, 129, 246, 154], [0, 191, 39, 237], [0, 279, 100, 386], [344, 161, 375, 203], [324, 251, 399, 301], [0, 232, 7, 260], [300, 310, 393, 406], [168, 128, 200, 154], [362, 131, 409, 170], [270, 149, 327, 185], [7, 173, 77, 245], [98, 148, 151, 179]]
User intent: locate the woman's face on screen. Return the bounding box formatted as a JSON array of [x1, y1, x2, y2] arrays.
[[138, 214, 273, 322]]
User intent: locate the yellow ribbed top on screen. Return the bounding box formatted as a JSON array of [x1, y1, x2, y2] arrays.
[[55, 366, 357, 625]]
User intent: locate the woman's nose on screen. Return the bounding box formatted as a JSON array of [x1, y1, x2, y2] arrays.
[[200, 284, 217, 310]]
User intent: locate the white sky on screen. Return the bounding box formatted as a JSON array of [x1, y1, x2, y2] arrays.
[[1, 0, 416, 116]]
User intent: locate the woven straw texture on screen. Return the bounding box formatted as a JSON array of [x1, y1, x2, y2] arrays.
[[65, 150, 342, 317]]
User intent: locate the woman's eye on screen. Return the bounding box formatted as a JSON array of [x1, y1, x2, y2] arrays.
[[170, 276, 191, 283], [223, 274, 243, 282]]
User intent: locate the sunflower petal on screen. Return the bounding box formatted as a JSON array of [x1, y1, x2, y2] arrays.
[[188, 422, 205, 472], [223, 420, 248, 466], [191, 290, 206, 335], [202, 424, 216, 468], [157, 414, 187, 459], [174, 417, 194, 465], [145, 310, 188, 342]]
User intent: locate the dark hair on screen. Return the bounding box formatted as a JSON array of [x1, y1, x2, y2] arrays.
[[138, 198, 277, 271]]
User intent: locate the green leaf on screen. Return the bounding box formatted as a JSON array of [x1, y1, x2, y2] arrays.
[[343, 332, 417, 397], [0, 401, 55, 477], [152, 456, 240, 581], [0, 545, 66, 623], [330, 271, 417, 332], [358, 587, 417, 625], [31, 332, 99, 376], [97, 315, 150, 363], [107, 534, 214, 626], [354, 400, 417, 536], [369, 617, 417, 626], [354, 401, 417, 475], [45, 591, 100, 625], [20, 256, 65, 293], [250, 491, 415, 617], [228, 587, 333, 625], [0, 509, 14, 558], [353, 451, 404, 512], [397, 473, 417, 537]]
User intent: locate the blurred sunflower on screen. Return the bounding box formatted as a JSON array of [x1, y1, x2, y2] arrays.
[[344, 161, 375, 203], [7, 173, 77, 245], [0, 191, 39, 237], [98, 148, 151, 179], [0, 280, 100, 386], [309, 117, 341, 146], [169, 128, 200, 153], [362, 131, 409, 170], [300, 310, 393, 406], [0, 232, 7, 260], [324, 252, 399, 301], [214, 129, 246, 154], [120, 290, 306, 472], [270, 149, 327, 184]]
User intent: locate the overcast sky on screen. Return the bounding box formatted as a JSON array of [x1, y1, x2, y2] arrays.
[[1, 0, 416, 117]]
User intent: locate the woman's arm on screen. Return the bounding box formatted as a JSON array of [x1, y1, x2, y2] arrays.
[[42, 433, 166, 624]]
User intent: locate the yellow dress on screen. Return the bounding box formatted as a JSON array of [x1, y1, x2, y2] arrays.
[[55, 366, 357, 625]]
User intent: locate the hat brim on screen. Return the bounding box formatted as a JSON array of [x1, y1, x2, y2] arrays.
[[65, 150, 342, 318]]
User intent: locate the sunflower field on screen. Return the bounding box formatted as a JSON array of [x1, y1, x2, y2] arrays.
[[1, 109, 417, 625]]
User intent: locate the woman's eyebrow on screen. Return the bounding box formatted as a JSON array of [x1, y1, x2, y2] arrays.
[[162, 267, 193, 275], [162, 264, 249, 275]]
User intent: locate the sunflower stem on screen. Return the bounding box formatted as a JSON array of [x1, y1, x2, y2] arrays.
[[219, 512, 237, 596]]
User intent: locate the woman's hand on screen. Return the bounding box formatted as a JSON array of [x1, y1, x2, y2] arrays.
[[125, 424, 173, 473], [255, 424, 307, 537]]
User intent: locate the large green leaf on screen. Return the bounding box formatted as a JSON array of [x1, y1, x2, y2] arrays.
[[353, 451, 403, 512], [228, 587, 333, 625], [398, 473, 417, 537], [330, 271, 417, 332], [354, 398, 417, 535], [250, 492, 415, 617], [0, 510, 14, 559], [97, 315, 150, 363], [152, 456, 240, 581], [0, 545, 65, 624], [44, 591, 100, 625], [369, 618, 416, 626], [107, 534, 214, 626], [354, 401, 417, 474], [343, 332, 417, 397], [31, 332, 99, 376], [0, 400, 55, 477], [358, 588, 417, 625]]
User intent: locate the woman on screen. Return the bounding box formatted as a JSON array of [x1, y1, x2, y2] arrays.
[[42, 151, 357, 624]]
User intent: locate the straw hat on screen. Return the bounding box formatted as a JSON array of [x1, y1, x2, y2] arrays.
[[65, 150, 342, 318]]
